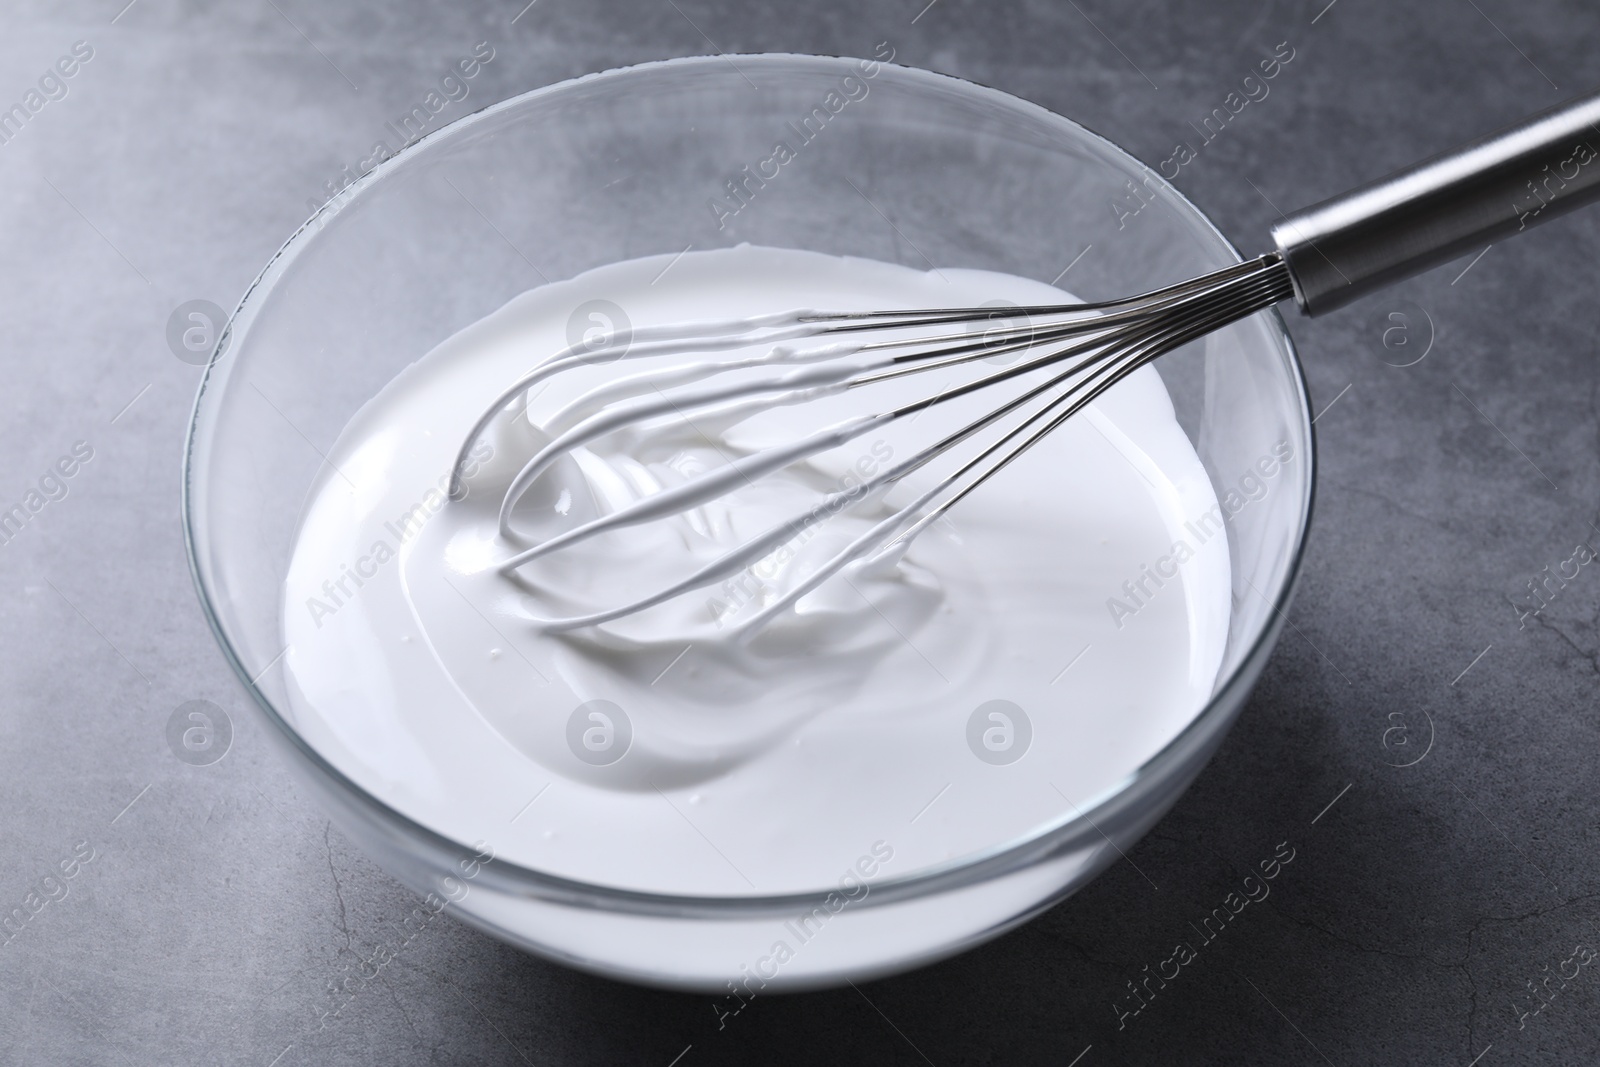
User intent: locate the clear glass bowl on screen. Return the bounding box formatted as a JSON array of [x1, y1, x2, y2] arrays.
[[183, 53, 1314, 991]]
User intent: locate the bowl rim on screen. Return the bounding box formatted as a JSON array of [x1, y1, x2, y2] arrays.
[[181, 50, 1317, 916]]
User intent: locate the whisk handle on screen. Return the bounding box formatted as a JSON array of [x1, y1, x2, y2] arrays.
[[1271, 88, 1600, 315]]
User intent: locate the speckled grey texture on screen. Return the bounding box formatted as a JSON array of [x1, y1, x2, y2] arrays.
[[1, 1, 1597, 1063]]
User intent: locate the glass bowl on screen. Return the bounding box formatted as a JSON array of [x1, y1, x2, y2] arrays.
[[183, 53, 1314, 991]]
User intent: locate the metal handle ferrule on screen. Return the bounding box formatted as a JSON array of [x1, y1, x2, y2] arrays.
[[1273, 89, 1600, 315]]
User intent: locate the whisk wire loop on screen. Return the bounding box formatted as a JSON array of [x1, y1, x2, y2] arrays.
[[454, 253, 1295, 632]]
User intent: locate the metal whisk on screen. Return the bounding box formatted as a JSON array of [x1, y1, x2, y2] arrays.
[[451, 88, 1600, 633]]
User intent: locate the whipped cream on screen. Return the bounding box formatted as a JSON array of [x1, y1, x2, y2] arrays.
[[280, 245, 1232, 898]]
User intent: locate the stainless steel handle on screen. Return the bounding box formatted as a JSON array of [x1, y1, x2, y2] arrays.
[[1272, 89, 1600, 315]]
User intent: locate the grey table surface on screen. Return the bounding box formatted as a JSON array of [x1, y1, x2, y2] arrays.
[[2, 0, 1598, 1063]]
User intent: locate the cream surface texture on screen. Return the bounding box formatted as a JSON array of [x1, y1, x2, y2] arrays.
[[279, 245, 1233, 897]]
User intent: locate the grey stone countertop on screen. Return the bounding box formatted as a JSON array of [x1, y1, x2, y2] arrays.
[[1, 0, 1597, 1063]]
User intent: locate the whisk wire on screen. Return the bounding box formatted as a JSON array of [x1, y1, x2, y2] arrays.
[[458, 253, 1294, 632]]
